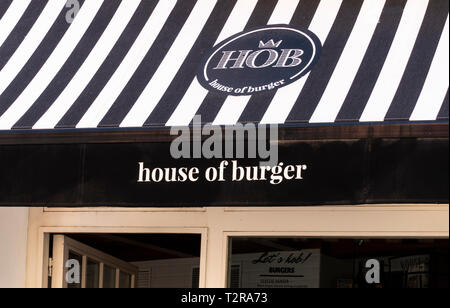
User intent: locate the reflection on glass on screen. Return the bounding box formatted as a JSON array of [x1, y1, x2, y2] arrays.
[[228, 238, 449, 289], [86, 259, 100, 288], [103, 265, 116, 288], [67, 251, 82, 289], [119, 271, 131, 288]]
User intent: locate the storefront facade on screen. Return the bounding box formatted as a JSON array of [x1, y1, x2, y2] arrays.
[[20, 205, 447, 288], [0, 0, 448, 288]]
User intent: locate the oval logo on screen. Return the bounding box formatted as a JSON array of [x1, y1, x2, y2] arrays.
[[197, 25, 322, 96]]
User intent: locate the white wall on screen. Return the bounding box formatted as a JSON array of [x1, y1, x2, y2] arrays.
[[0, 208, 29, 288]]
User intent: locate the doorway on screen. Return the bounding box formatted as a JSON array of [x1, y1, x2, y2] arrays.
[[49, 233, 202, 288]]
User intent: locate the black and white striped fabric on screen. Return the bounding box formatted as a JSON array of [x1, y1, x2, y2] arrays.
[[0, 0, 448, 130]]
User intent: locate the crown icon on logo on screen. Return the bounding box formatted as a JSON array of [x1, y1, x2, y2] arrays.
[[258, 39, 283, 49]]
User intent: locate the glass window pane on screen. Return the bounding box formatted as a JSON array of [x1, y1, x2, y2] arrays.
[[103, 265, 116, 288], [67, 251, 82, 289], [86, 259, 100, 288], [228, 238, 449, 289], [119, 271, 131, 288]]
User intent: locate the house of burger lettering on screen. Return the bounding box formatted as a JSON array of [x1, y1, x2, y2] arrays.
[[197, 25, 322, 96]]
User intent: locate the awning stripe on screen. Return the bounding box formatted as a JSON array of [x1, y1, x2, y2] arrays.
[[71, 0, 185, 128], [410, 16, 449, 121], [0, 0, 30, 51], [359, 0, 429, 122], [239, 0, 321, 124], [164, 0, 259, 127], [0, 0, 13, 20], [51, 0, 162, 129], [0, 1, 49, 73], [212, 0, 301, 126], [0, 0, 75, 120], [118, 0, 218, 128], [51, 0, 178, 129], [14, 0, 130, 130], [335, 0, 407, 122], [260, 0, 343, 124], [0, 0, 447, 132], [437, 90, 449, 121], [193, 0, 279, 124], [387, 1, 449, 121], [0, 0, 104, 130], [99, 0, 216, 128], [0, 0, 67, 99], [266, 0, 301, 25], [287, 0, 365, 123], [309, 0, 386, 124], [139, 0, 239, 127], [212, 95, 252, 126]]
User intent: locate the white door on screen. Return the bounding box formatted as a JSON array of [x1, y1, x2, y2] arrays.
[[51, 235, 138, 288]]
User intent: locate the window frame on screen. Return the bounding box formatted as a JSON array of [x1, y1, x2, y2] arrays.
[[52, 235, 138, 288], [25, 205, 449, 288]]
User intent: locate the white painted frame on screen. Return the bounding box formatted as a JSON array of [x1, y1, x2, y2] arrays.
[[26, 205, 449, 288], [51, 235, 137, 288]]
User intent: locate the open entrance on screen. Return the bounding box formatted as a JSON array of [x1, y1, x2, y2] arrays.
[[48, 233, 202, 288]]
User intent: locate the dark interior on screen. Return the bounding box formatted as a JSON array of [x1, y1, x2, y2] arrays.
[[62, 233, 201, 262]]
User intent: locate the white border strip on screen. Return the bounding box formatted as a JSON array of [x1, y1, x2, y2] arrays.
[[0, 0, 31, 48], [310, 0, 386, 123], [0, 0, 67, 97], [0, 0, 104, 129], [260, 0, 343, 124], [360, 0, 429, 122], [119, 0, 218, 128], [410, 16, 449, 121], [165, 0, 258, 127], [34, 0, 142, 129], [76, 0, 177, 129]]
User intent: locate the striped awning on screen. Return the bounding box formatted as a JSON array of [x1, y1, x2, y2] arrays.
[[0, 0, 448, 131]]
